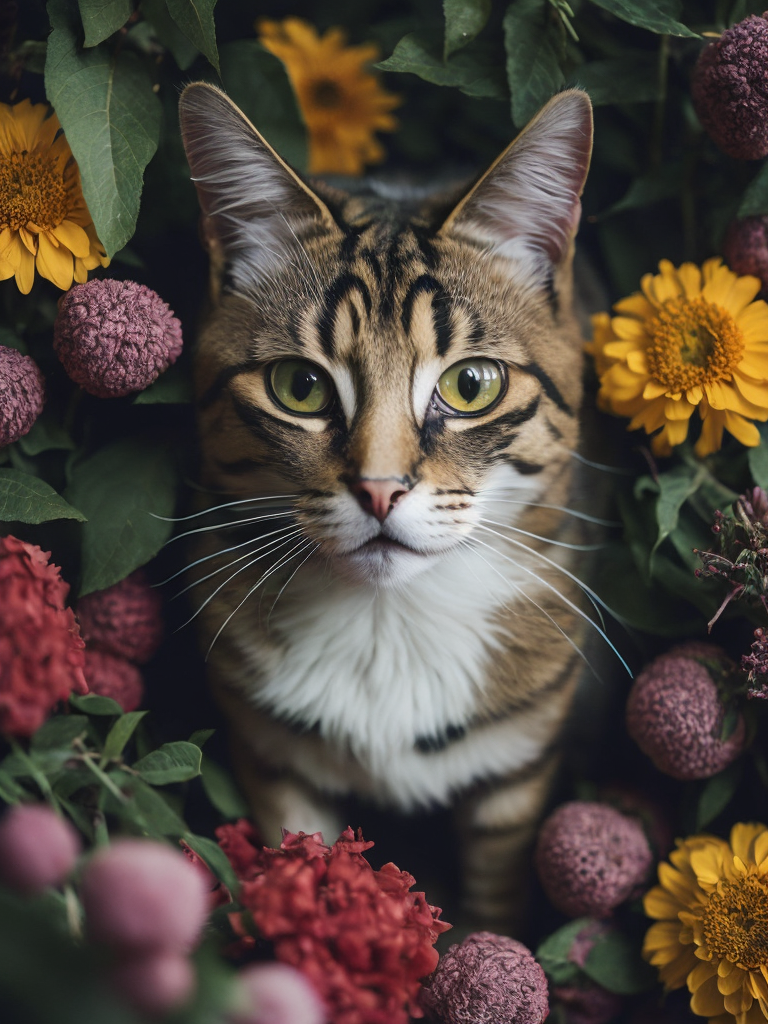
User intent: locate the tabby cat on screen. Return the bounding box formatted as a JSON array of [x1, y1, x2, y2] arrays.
[[178, 82, 594, 931]]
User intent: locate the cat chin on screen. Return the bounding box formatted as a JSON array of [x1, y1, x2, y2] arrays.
[[331, 541, 438, 588]]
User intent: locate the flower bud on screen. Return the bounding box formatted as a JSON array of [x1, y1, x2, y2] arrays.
[[110, 950, 195, 1016], [0, 804, 80, 894], [230, 963, 326, 1024]]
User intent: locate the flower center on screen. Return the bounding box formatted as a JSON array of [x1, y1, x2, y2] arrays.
[[645, 296, 744, 393], [702, 875, 768, 970], [312, 79, 343, 109], [0, 148, 68, 231]]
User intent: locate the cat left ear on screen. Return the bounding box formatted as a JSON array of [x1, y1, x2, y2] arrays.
[[439, 90, 592, 270]]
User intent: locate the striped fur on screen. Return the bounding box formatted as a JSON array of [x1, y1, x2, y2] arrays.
[[179, 84, 594, 931]]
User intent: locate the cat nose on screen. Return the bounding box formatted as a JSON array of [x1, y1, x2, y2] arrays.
[[350, 478, 409, 523]]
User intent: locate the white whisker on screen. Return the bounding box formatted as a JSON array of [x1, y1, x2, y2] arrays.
[[480, 497, 620, 527], [173, 528, 304, 599], [478, 516, 605, 552], [266, 542, 320, 626], [166, 510, 295, 545], [150, 495, 296, 523], [156, 524, 298, 586], [570, 451, 635, 475]]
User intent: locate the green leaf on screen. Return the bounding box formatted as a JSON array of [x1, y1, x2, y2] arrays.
[[45, 0, 162, 257], [569, 55, 661, 107], [444, 0, 491, 58], [77, 0, 133, 47], [133, 362, 193, 404], [636, 463, 706, 558], [740, 162, 768, 218], [587, 0, 698, 37], [183, 832, 239, 894], [189, 729, 215, 749], [0, 770, 27, 804], [200, 754, 248, 819], [101, 712, 148, 765], [583, 931, 656, 994], [536, 918, 592, 985], [219, 41, 309, 170], [503, 0, 565, 127], [133, 741, 202, 785], [0, 469, 86, 524], [30, 716, 89, 753], [140, 0, 200, 70], [165, 0, 219, 74], [720, 705, 741, 742], [70, 693, 123, 716], [114, 776, 188, 835], [748, 423, 768, 489], [378, 33, 507, 101], [18, 414, 76, 456], [64, 437, 178, 596], [696, 760, 743, 830], [0, 326, 27, 355]]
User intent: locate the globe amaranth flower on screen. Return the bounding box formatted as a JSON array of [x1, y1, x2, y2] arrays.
[[0, 99, 109, 294], [0, 345, 45, 447], [723, 217, 768, 294], [0, 803, 81, 894], [535, 801, 653, 918], [420, 931, 549, 1024], [588, 259, 768, 456], [0, 535, 87, 736], [257, 18, 399, 175], [691, 14, 768, 160], [643, 822, 768, 1023], [626, 645, 746, 780], [217, 824, 450, 1024], [231, 963, 326, 1024], [53, 279, 183, 398], [83, 649, 144, 713], [76, 570, 163, 664]]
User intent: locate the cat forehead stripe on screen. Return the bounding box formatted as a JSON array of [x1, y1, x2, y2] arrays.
[[316, 273, 372, 358], [401, 274, 454, 356]]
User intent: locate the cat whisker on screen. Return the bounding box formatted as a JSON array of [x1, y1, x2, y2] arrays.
[[569, 451, 635, 475], [150, 495, 297, 523], [206, 538, 315, 658], [155, 524, 299, 586], [166, 510, 295, 545], [477, 516, 605, 552], [470, 531, 631, 676], [266, 542, 320, 626], [171, 527, 304, 599], [480, 497, 621, 528]]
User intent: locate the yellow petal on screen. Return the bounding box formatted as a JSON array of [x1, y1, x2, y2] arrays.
[[678, 261, 703, 297], [644, 886, 686, 920], [753, 830, 768, 870], [613, 292, 655, 319], [689, 960, 718, 991], [14, 246, 35, 294], [723, 411, 761, 447], [51, 219, 91, 259], [689, 846, 725, 887], [695, 410, 725, 457], [732, 370, 768, 408], [690, 975, 727, 1017], [724, 986, 753, 1016], [36, 232, 74, 291], [730, 823, 768, 864], [720, 968, 749, 996]]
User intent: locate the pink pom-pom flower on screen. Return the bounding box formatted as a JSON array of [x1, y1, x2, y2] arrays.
[[691, 14, 768, 160], [626, 644, 746, 780], [420, 931, 549, 1024], [76, 570, 163, 664], [0, 804, 80, 894], [231, 963, 327, 1024], [535, 802, 652, 918], [82, 649, 144, 713], [723, 216, 768, 292], [80, 838, 209, 953], [53, 279, 183, 398], [110, 949, 195, 1016], [0, 345, 45, 447]]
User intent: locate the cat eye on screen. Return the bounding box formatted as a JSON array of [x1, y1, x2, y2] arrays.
[[435, 358, 505, 415], [267, 359, 334, 416]]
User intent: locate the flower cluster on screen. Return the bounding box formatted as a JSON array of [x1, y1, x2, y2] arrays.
[[587, 259, 768, 457], [742, 628, 768, 700], [0, 535, 87, 736], [0, 346, 45, 447], [216, 822, 450, 1024]]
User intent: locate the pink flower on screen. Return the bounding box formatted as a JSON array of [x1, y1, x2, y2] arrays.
[[231, 962, 327, 1024], [110, 950, 195, 1016], [83, 649, 144, 712], [0, 346, 45, 447], [0, 804, 80, 893], [0, 535, 87, 736], [723, 216, 768, 292], [76, 570, 163, 664]]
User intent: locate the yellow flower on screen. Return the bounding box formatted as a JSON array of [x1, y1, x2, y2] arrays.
[[589, 259, 768, 457], [643, 822, 768, 1024], [0, 99, 109, 295], [257, 17, 399, 176]]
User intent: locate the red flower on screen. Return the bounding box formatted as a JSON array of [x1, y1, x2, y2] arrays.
[[217, 824, 451, 1024], [0, 535, 87, 736]]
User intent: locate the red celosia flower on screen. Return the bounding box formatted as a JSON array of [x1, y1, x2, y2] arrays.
[[216, 824, 451, 1024], [0, 535, 87, 736], [83, 649, 144, 712], [76, 570, 164, 664]]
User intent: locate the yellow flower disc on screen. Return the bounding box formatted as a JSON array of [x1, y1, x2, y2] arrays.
[[646, 297, 745, 394], [702, 875, 768, 970], [0, 151, 69, 230]]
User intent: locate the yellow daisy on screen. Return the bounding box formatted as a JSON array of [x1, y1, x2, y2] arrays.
[[257, 17, 400, 176], [0, 99, 109, 295], [589, 259, 768, 457], [643, 822, 768, 1024]]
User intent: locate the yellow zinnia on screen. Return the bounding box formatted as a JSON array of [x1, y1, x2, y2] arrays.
[[0, 99, 109, 295], [257, 17, 400, 176], [589, 259, 768, 457], [643, 823, 768, 1024]]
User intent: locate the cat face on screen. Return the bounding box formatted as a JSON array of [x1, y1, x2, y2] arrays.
[[180, 86, 592, 588]]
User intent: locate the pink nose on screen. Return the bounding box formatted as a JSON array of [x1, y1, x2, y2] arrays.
[[350, 479, 409, 523]]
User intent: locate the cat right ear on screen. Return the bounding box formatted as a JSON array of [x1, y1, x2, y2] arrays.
[[178, 83, 337, 286]]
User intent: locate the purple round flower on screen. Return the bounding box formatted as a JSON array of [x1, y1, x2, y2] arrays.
[[0, 346, 45, 447], [691, 14, 768, 160], [723, 217, 768, 291], [626, 644, 745, 780], [420, 931, 549, 1024], [0, 804, 80, 894], [76, 570, 163, 664], [231, 963, 327, 1024], [53, 279, 183, 398], [535, 802, 652, 918]]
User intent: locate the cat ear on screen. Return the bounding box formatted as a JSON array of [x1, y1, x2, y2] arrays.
[[178, 83, 337, 281], [439, 90, 593, 270]]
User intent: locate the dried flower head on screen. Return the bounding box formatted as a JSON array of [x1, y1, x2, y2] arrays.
[[626, 644, 746, 780], [692, 14, 768, 160], [535, 802, 653, 918], [420, 931, 549, 1024], [0, 345, 45, 447], [76, 570, 163, 664], [0, 99, 109, 293], [83, 649, 144, 713], [217, 824, 450, 1024], [0, 535, 87, 736], [723, 216, 768, 293], [53, 279, 183, 398], [742, 627, 768, 700]]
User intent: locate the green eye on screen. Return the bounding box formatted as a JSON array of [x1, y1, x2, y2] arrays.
[[435, 359, 504, 415], [268, 360, 333, 416]]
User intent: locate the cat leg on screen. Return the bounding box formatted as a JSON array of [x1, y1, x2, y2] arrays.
[[229, 734, 343, 846], [454, 753, 560, 936]]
